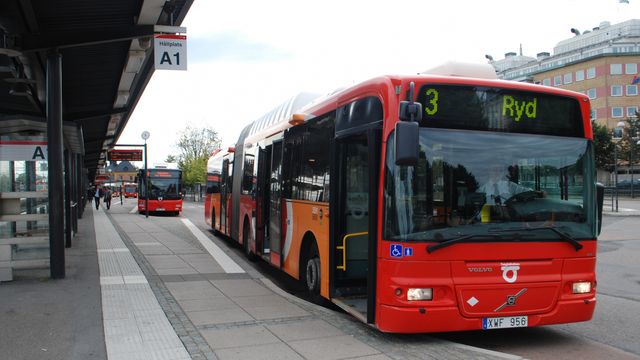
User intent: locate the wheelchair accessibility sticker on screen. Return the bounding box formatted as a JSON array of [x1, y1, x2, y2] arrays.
[[391, 244, 413, 258], [391, 244, 403, 258]]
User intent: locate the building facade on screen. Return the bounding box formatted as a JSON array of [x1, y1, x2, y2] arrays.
[[491, 19, 640, 129]]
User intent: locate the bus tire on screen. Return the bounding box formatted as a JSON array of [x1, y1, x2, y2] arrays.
[[243, 218, 258, 262], [211, 209, 220, 235], [302, 241, 324, 305]]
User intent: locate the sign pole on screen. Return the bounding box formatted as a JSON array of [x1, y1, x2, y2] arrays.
[[141, 131, 150, 218], [144, 140, 148, 218]]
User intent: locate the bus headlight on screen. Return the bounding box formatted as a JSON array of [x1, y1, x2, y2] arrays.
[[572, 281, 592, 294], [407, 288, 433, 301]]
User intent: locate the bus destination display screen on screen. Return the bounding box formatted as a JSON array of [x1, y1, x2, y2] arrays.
[[415, 85, 584, 137], [148, 170, 180, 178]]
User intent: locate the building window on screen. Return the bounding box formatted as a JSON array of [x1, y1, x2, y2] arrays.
[[542, 78, 551, 86], [611, 85, 623, 96], [587, 67, 596, 79], [628, 107, 638, 117], [587, 88, 597, 99], [612, 107, 624, 118], [625, 63, 638, 75], [553, 75, 562, 86], [563, 73, 572, 84], [627, 85, 638, 96], [590, 109, 597, 120], [610, 64, 623, 75], [575, 70, 585, 82]]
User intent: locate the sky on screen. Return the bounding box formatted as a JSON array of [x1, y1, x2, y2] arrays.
[[117, 0, 640, 166]]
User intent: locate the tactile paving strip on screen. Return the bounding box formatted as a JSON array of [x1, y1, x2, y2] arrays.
[[92, 207, 190, 360]]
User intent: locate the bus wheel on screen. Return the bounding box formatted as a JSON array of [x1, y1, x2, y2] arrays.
[[243, 218, 258, 262], [211, 210, 219, 235], [303, 244, 324, 305]]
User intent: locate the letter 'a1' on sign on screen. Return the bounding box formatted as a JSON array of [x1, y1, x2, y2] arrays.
[[395, 121, 419, 166], [154, 34, 187, 71]]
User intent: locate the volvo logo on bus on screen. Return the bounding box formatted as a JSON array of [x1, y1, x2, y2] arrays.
[[494, 288, 527, 312]]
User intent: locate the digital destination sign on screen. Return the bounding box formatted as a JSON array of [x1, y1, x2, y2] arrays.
[[108, 149, 143, 161], [148, 170, 180, 178], [415, 85, 584, 137]]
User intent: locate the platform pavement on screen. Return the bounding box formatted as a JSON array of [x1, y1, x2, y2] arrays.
[[0, 198, 521, 360], [602, 196, 640, 216]]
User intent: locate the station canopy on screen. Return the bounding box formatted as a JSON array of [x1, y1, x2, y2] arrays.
[[0, 0, 192, 180]]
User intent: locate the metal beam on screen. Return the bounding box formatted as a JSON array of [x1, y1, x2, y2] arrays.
[[17, 0, 39, 34], [64, 149, 72, 248], [47, 49, 65, 278], [68, 108, 128, 122], [20, 25, 155, 52]]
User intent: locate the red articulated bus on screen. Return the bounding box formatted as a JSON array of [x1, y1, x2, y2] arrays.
[[204, 64, 604, 333], [205, 147, 234, 234], [138, 166, 183, 215]]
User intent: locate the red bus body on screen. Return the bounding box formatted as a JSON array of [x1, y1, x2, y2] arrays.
[[138, 167, 183, 215], [123, 183, 137, 198], [205, 70, 598, 333]]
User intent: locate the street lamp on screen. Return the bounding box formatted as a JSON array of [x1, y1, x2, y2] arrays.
[[141, 131, 150, 218]]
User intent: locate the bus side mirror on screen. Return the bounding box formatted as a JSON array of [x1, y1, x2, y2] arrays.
[[596, 182, 604, 235], [395, 121, 419, 166], [399, 100, 423, 122]]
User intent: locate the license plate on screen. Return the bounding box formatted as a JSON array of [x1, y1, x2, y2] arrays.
[[156, 208, 165, 211], [482, 316, 528, 330]]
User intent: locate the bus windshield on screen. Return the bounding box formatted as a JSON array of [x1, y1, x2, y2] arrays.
[[148, 178, 181, 200], [384, 128, 596, 242]]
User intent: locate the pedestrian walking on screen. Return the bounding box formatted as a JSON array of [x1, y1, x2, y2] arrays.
[[104, 186, 112, 210], [94, 185, 102, 209]]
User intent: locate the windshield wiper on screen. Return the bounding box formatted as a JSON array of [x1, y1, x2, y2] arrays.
[[489, 225, 583, 251], [426, 233, 530, 254]]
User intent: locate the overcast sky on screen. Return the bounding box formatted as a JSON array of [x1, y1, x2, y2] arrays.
[[117, 0, 639, 165]]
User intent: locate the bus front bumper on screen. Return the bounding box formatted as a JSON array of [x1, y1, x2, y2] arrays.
[[376, 297, 596, 333]]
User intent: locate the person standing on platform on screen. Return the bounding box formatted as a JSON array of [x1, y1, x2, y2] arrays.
[[94, 185, 102, 210], [103, 186, 112, 210]]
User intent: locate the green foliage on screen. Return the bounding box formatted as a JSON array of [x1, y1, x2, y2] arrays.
[[592, 120, 615, 171], [616, 115, 640, 164], [165, 154, 177, 163], [174, 125, 221, 187]]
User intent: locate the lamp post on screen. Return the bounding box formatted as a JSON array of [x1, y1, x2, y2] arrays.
[[141, 131, 150, 218]]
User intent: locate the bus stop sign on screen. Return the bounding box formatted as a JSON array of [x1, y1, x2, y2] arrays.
[[154, 34, 187, 70]]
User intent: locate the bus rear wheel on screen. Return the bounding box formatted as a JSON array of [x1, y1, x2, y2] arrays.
[[211, 209, 220, 235], [243, 218, 258, 262]]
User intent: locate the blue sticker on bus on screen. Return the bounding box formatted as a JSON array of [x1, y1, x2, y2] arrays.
[[391, 244, 403, 258], [404, 247, 413, 257]]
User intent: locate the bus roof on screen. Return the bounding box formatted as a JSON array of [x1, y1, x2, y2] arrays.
[[242, 92, 322, 144], [236, 70, 590, 147]]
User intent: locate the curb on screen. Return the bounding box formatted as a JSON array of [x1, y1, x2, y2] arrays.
[[260, 278, 524, 360]]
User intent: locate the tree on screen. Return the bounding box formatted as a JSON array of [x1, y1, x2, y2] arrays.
[[174, 125, 221, 187], [617, 114, 640, 165], [165, 154, 176, 163], [592, 120, 615, 171]]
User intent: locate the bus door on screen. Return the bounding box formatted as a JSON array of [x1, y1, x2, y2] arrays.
[[256, 143, 272, 260], [332, 129, 380, 324], [266, 140, 283, 266], [220, 158, 231, 235]]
